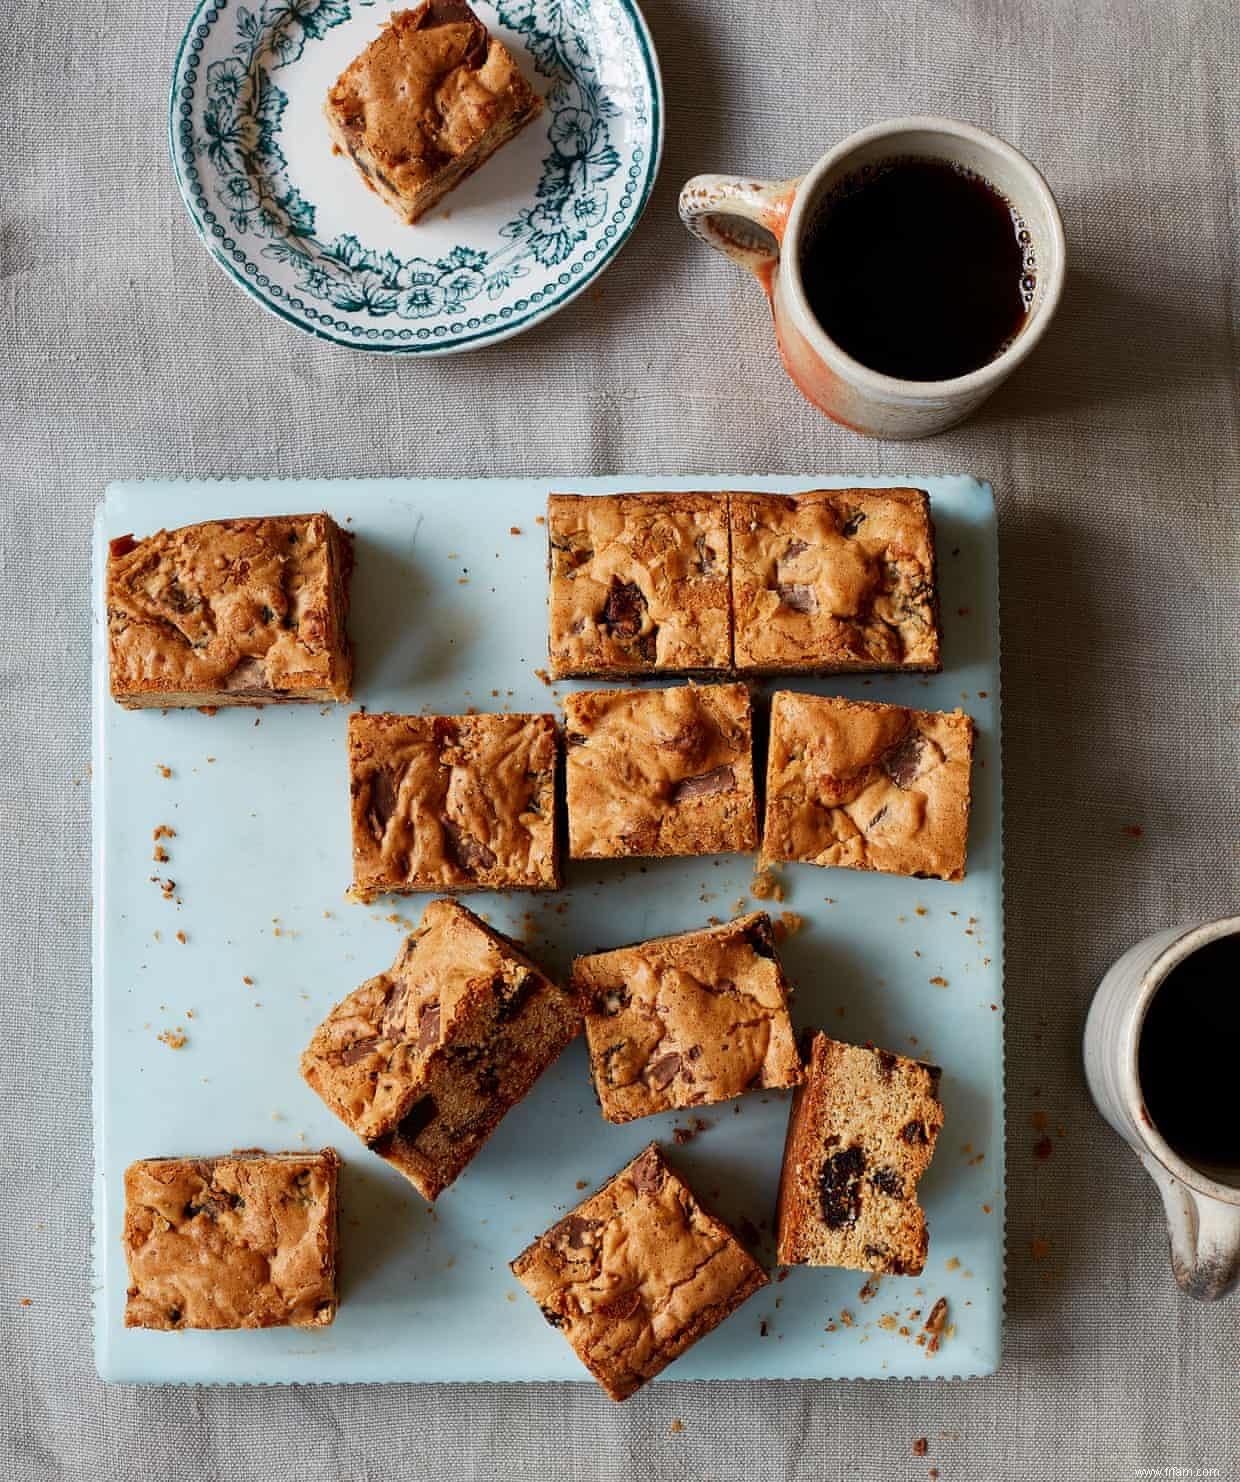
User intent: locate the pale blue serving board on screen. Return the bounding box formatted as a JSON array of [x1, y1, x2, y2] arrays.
[[92, 475, 1004, 1385]]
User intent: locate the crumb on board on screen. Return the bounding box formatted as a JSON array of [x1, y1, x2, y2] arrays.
[[533, 668, 551, 686], [750, 868, 783, 901], [1122, 823, 1143, 837], [774, 910, 803, 942], [923, 1296, 949, 1354], [153, 845, 169, 862], [1034, 1136, 1053, 1161], [152, 825, 175, 840], [535, 515, 545, 525], [157, 1027, 188, 1050], [242, 975, 254, 986], [1031, 1237, 1051, 1260], [575, 1179, 588, 1190], [859, 1276, 880, 1303], [669, 1420, 685, 1435], [929, 975, 949, 987], [175, 930, 186, 945], [197, 705, 218, 717], [156, 765, 172, 779], [509, 526, 522, 535], [913, 1438, 929, 1457], [945, 1256, 961, 1272], [838, 1309, 854, 1328]]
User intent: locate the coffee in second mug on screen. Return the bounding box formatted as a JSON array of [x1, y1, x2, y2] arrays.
[[678, 116, 1067, 439]]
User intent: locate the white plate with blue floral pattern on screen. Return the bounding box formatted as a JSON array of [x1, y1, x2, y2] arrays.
[[169, 0, 663, 352]]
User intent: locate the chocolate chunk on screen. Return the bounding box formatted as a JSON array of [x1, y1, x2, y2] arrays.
[[775, 582, 818, 614], [645, 1052, 683, 1089], [337, 1035, 382, 1066], [366, 768, 399, 843], [819, 1144, 866, 1229], [109, 534, 137, 559], [597, 988, 629, 1016], [418, 0, 477, 23], [743, 918, 776, 959], [494, 971, 536, 1022], [442, 817, 497, 874], [629, 1147, 664, 1195], [839, 509, 866, 537], [863, 1242, 891, 1262], [540, 1306, 565, 1328], [875, 1049, 897, 1079], [783, 539, 809, 561], [694, 534, 717, 574], [416, 1003, 441, 1050], [900, 1120, 929, 1145], [381, 982, 409, 1039], [669, 765, 735, 803], [881, 732, 928, 789], [870, 1167, 904, 1198], [596, 1289, 642, 1320], [559, 1215, 600, 1250], [601, 577, 648, 640], [375, 1095, 437, 1150]]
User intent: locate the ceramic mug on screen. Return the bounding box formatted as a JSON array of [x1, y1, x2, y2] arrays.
[[1084, 915, 1240, 1300], [678, 116, 1067, 439]]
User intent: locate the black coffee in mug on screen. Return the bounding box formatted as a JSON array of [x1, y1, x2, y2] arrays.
[[1138, 935, 1240, 1171], [799, 157, 1035, 382]]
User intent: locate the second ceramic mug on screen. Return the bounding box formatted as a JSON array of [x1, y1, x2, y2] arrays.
[[678, 117, 1067, 439]]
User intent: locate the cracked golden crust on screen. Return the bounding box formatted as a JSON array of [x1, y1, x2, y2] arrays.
[[348, 712, 559, 900], [776, 1035, 943, 1275], [547, 493, 731, 677], [122, 1150, 340, 1330], [107, 513, 353, 707], [510, 1144, 768, 1400], [762, 692, 973, 881], [325, 1, 542, 225], [573, 913, 803, 1123], [731, 489, 940, 673], [300, 900, 579, 1198], [563, 684, 757, 859]]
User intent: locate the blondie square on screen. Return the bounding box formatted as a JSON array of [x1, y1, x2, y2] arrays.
[[348, 711, 559, 901], [301, 899, 580, 1201], [121, 1149, 341, 1329], [762, 692, 973, 881], [573, 912, 803, 1122], [325, 1, 542, 225], [563, 683, 757, 859], [731, 488, 940, 673], [547, 492, 731, 677], [776, 1034, 944, 1275], [107, 513, 353, 708], [511, 1143, 768, 1400]]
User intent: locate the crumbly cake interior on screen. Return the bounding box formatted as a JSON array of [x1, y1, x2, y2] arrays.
[[777, 1035, 943, 1275]]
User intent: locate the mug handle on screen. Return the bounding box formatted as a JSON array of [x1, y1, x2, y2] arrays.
[[678, 175, 801, 279], [1141, 1151, 1240, 1300]]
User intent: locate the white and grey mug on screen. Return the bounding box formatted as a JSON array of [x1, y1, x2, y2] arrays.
[[1084, 915, 1240, 1300]]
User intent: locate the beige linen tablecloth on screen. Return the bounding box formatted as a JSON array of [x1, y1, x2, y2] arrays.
[[2, 0, 1238, 1475]]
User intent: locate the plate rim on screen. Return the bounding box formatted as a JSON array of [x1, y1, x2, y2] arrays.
[[167, 0, 665, 355]]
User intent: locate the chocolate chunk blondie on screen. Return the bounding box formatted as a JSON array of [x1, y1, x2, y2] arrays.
[[574, 912, 803, 1122], [763, 692, 974, 881], [511, 1143, 768, 1400], [348, 711, 559, 901], [776, 1034, 944, 1275], [563, 683, 758, 859], [325, 1, 543, 225], [547, 492, 731, 677], [300, 899, 580, 1201], [731, 489, 940, 673], [122, 1149, 341, 1329], [107, 513, 353, 708]]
